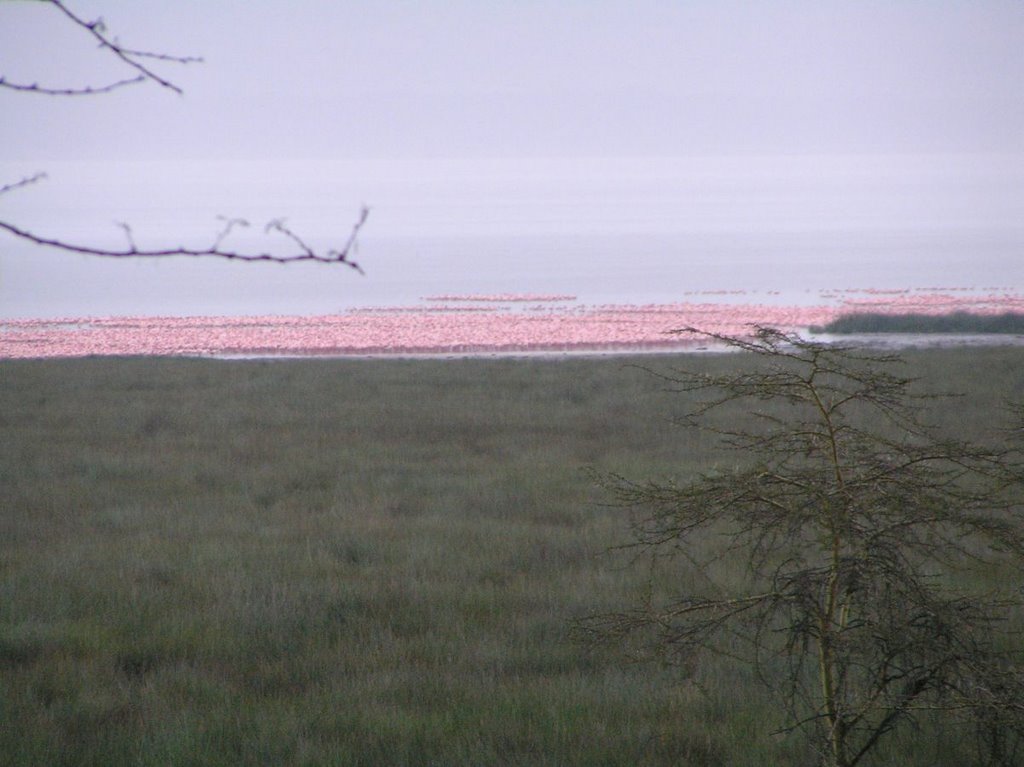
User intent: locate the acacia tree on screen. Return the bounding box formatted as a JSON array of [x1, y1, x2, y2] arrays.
[[582, 328, 1024, 766], [1, 0, 368, 268]]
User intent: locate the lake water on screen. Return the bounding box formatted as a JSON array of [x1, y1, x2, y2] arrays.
[[1, 154, 1021, 319]]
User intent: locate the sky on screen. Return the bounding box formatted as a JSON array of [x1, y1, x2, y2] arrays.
[[2, 0, 1023, 162], [1, 1, 1022, 319]]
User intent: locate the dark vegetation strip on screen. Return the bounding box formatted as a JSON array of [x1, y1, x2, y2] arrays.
[[813, 311, 1024, 334]]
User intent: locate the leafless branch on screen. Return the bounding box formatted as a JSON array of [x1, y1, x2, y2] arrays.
[[212, 216, 250, 250], [1, 2, 371, 272], [114, 221, 136, 251], [0, 206, 369, 270], [0, 172, 48, 196], [0, 0, 203, 96], [0, 74, 146, 96]]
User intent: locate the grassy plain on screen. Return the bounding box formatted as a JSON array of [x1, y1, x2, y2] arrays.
[[2, 348, 1023, 766]]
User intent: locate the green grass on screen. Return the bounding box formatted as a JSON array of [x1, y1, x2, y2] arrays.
[[2, 349, 1023, 766]]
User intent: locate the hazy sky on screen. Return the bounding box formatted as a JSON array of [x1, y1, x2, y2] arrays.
[[1, 1, 1023, 319], [2, 0, 1023, 162]]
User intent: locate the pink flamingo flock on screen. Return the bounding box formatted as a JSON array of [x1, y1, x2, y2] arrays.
[[2, 289, 1022, 359]]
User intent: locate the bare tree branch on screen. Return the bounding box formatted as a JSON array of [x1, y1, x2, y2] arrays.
[[0, 74, 146, 96], [0, 206, 369, 270], [1, 2, 371, 272], [0, 172, 48, 196], [0, 0, 202, 97]]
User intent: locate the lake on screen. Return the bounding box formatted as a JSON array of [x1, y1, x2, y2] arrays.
[[1, 154, 1021, 319]]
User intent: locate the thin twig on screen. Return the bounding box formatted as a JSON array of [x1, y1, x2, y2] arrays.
[[0, 173, 48, 196], [0, 75, 146, 96]]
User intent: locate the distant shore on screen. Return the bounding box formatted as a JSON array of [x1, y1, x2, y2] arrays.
[[813, 310, 1024, 335]]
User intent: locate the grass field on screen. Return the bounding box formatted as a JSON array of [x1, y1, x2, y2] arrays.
[[2, 347, 1023, 766]]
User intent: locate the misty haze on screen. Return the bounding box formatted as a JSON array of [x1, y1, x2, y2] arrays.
[[1, 1, 1021, 322]]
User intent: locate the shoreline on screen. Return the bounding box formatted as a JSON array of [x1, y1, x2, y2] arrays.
[[212, 330, 1024, 361]]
